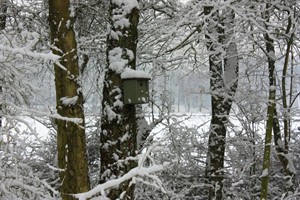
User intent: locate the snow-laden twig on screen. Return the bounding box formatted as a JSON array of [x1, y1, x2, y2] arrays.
[[0, 44, 60, 61], [6, 102, 83, 124], [73, 163, 169, 200]]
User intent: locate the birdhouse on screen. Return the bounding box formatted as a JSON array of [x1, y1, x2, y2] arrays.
[[121, 68, 151, 105]]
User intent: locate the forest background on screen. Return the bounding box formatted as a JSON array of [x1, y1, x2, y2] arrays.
[[0, 0, 300, 200]]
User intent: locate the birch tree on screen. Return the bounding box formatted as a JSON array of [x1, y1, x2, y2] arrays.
[[100, 0, 140, 199], [48, 0, 90, 199]]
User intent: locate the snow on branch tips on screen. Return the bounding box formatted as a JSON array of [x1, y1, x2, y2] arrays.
[[0, 44, 60, 61]]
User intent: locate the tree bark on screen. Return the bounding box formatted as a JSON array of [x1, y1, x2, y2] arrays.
[[48, 0, 90, 199], [204, 6, 238, 200], [100, 1, 140, 199]]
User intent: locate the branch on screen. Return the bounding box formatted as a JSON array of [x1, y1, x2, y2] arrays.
[[73, 163, 169, 200], [0, 44, 60, 61]]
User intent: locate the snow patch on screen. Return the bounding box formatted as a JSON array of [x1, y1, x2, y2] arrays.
[[112, 0, 139, 13], [268, 51, 276, 61], [104, 104, 120, 122], [269, 85, 276, 91], [60, 96, 78, 106], [108, 47, 128, 73], [111, 0, 139, 31], [113, 17, 130, 29], [260, 169, 268, 178], [120, 132, 129, 142], [121, 68, 151, 79]]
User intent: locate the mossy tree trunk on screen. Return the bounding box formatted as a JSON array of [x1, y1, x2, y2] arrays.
[[204, 6, 239, 200], [271, 3, 297, 196], [100, 1, 140, 199], [260, 3, 276, 200], [48, 0, 90, 199]]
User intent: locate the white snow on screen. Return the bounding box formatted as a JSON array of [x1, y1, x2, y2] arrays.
[[0, 44, 60, 61], [74, 163, 168, 200], [112, 0, 139, 13], [268, 51, 276, 61], [6, 102, 83, 124], [126, 49, 134, 60], [120, 132, 129, 142], [113, 17, 130, 29], [232, 180, 244, 187], [108, 47, 128, 73], [260, 169, 268, 178], [104, 104, 120, 122], [110, 30, 119, 40], [121, 68, 151, 79], [113, 99, 123, 108], [269, 85, 276, 91], [110, 0, 139, 33], [60, 96, 79, 106]]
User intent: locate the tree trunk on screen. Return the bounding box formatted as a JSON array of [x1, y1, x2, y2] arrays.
[[48, 1, 90, 199], [204, 6, 238, 200], [272, 7, 297, 194], [100, 1, 140, 199], [0, 0, 8, 128], [260, 4, 276, 199]]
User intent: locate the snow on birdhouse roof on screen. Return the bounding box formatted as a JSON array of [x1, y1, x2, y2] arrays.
[[121, 68, 151, 80]]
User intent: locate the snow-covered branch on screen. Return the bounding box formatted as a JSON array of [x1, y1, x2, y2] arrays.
[[74, 163, 169, 200], [0, 44, 60, 61]]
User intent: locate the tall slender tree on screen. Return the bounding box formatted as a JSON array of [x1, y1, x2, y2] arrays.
[[260, 1, 298, 198], [100, 0, 140, 199], [204, 5, 239, 200], [272, 1, 298, 194], [48, 0, 90, 199], [259, 3, 276, 199]]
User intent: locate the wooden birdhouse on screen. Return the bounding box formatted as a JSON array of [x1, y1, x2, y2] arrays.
[[121, 68, 151, 105]]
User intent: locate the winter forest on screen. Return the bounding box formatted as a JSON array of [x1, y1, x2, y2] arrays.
[[0, 0, 300, 199]]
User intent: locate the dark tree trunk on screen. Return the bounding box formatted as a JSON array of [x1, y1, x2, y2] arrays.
[[204, 6, 238, 200], [100, 1, 140, 199]]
